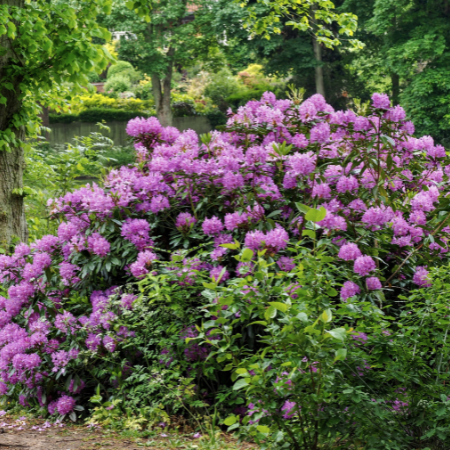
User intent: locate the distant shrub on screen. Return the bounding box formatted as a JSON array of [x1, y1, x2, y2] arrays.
[[205, 108, 227, 129], [204, 69, 240, 112], [49, 109, 154, 124], [104, 75, 132, 94]]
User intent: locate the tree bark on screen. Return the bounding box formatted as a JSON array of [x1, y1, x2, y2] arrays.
[[391, 72, 400, 106], [151, 47, 175, 127], [312, 35, 325, 98], [0, 0, 28, 247]]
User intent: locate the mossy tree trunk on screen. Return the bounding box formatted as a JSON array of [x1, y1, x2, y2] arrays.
[[0, 0, 28, 247]]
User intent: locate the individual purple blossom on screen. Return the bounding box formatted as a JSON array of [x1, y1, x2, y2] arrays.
[[56, 395, 76, 416], [312, 183, 331, 199], [224, 212, 249, 231], [103, 335, 116, 352], [54, 311, 78, 334], [86, 333, 102, 351], [372, 93, 391, 109], [126, 116, 163, 137], [338, 243, 362, 261], [87, 233, 110, 257], [287, 152, 316, 177], [121, 219, 152, 250], [281, 401, 297, 419], [366, 277, 382, 290], [175, 213, 197, 232], [130, 251, 158, 278], [413, 266, 431, 287], [354, 256, 376, 276], [310, 122, 330, 143], [341, 281, 360, 300], [202, 217, 224, 236], [121, 294, 137, 310], [352, 332, 368, 344], [336, 175, 359, 193], [149, 195, 170, 214], [277, 257, 295, 271]]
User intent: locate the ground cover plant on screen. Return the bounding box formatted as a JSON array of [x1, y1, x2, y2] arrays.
[[2, 92, 450, 448]]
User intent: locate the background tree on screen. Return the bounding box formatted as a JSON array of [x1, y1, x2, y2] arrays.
[[342, 0, 450, 142], [211, 0, 368, 108], [0, 0, 112, 247], [100, 0, 220, 126], [237, 0, 361, 97]]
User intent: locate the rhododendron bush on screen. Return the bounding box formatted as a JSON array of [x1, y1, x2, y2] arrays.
[[1, 91, 450, 426]]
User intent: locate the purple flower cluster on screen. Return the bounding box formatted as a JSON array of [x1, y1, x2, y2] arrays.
[[0, 91, 447, 412]]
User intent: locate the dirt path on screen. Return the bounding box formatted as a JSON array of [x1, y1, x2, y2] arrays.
[[0, 415, 256, 450]]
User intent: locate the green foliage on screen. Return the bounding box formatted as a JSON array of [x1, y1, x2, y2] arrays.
[[50, 109, 153, 124], [204, 69, 241, 112], [205, 109, 227, 129], [0, 0, 114, 151], [107, 61, 141, 83], [25, 127, 116, 241], [104, 75, 132, 93], [238, 0, 361, 49]]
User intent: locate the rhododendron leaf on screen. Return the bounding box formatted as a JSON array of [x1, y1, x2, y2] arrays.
[[265, 306, 277, 320], [305, 207, 327, 222], [224, 415, 237, 426], [242, 248, 254, 262], [221, 243, 240, 250], [327, 287, 338, 297], [296, 313, 308, 322], [302, 230, 316, 239], [69, 411, 77, 422], [257, 425, 270, 434], [203, 320, 216, 329], [325, 328, 346, 341], [335, 348, 347, 361], [233, 378, 249, 390], [295, 202, 310, 214], [250, 321, 268, 326], [321, 309, 332, 323], [236, 368, 248, 374], [268, 302, 288, 313]]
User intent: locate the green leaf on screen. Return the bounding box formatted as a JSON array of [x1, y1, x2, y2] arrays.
[[224, 415, 237, 426], [305, 207, 327, 222], [221, 242, 240, 250], [326, 287, 338, 297], [320, 309, 332, 323], [257, 425, 270, 433], [268, 302, 288, 313], [233, 378, 249, 391], [325, 327, 346, 341], [242, 248, 254, 262], [302, 230, 316, 239], [335, 348, 347, 361], [295, 202, 310, 214], [264, 306, 277, 320]]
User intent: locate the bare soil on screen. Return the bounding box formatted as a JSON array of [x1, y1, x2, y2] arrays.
[[0, 416, 256, 450]]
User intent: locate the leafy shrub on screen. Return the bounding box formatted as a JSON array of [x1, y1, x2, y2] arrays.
[[49, 109, 154, 124], [2, 91, 450, 441], [71, 93, 154, 114], [107, 61, 140, 84], [204, 69, 240, 112], [205, 109, 227, 129], [104, 75, 132, 94]]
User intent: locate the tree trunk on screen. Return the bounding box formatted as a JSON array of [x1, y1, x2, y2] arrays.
[[151, 48, 175, 127], [391, 73, 400, 106], [312, 35, 325, 98], [0, 0, 28, 247]]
